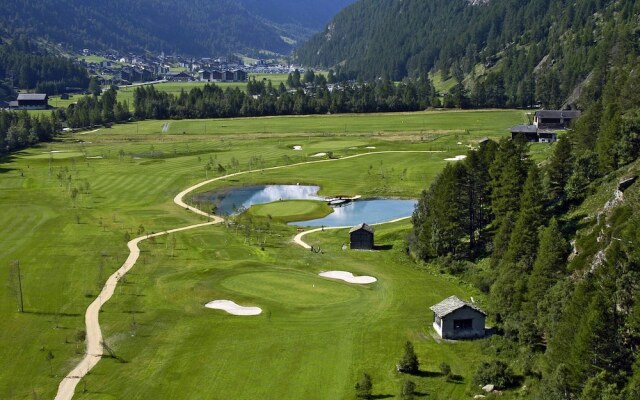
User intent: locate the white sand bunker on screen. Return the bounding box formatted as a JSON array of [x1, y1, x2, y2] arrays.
[[444, 155, 467, 161], [311, 152, 327, 157], [293, 145, 302, 151], [205, 300, 262, 316], [319, 271, 377, 284], [86, 156, 103, 159], [365, 146, 376, 149]]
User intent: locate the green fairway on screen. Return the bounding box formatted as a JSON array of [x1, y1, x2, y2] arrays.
[[247, 200, 333, 222], [0, 109, 527, 399]]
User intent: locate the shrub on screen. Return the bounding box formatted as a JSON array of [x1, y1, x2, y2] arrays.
[[472, 360, 516, 389]]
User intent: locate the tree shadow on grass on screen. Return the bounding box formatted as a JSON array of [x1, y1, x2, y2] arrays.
[[370, 394, 394, 399], [412, 370, 443, 378]]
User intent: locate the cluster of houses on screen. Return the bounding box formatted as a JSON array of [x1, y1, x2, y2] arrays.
[[78, 49, 297, 86], [510, 109, 581, 143]]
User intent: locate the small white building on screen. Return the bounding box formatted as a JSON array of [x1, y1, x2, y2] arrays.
[[430, 296, 486, 340]]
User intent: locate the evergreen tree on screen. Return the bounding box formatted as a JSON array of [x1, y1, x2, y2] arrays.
[[398, 341, 419, 374]]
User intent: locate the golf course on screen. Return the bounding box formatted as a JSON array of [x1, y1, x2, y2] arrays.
[[1, 109, 531, 399]]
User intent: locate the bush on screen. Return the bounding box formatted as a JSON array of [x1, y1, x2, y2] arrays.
[[355, 373, 372, 399], [440, 362, 452, 378], [400, 380, 416, 400], [472, 360, 516, 389]]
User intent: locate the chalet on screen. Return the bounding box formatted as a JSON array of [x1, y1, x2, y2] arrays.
[[233, 69, 247, 82], [349, 223, 374, 250], [430, 296, 486, 340], [534, 110, 581, 129], [15, 94, 49, 110], [510, 124, 557, 143], [199, 70, 211, 82], [223, 70, 235, 82], [211, 70, 224, 81], [166, 71, 193, 82]]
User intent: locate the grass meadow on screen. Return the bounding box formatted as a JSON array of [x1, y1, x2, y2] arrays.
[[0, 109, 528, 399]]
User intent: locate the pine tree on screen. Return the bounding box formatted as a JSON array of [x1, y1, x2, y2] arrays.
[[546, 137, 573, 204], [398, 341, 419, 374]]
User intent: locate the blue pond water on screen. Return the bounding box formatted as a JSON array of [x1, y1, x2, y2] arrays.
[[197, 185, 416, 227]]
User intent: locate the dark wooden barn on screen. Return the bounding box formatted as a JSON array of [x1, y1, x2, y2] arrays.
[[16, 93, 49, 110], [349, 223, 374, 250]]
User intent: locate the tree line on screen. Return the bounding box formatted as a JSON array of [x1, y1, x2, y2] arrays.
[[0, 110, 60, 155], [132, 74, 438, 120]]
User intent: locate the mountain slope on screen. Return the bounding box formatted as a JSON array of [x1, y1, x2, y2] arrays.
[[238, 0, 356, 41], [0, 1, 284, 56], [296, 0, 639, 108]]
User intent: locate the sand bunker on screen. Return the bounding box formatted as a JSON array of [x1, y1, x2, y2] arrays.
[[444, 155, 467, 161], [293, 145, 302, 151], [86, 156, 103, 159], [365, 146, 376, 149], [205, 300, 262, 316], [319, 271, 377, 284], [311, 152, 327, 157]]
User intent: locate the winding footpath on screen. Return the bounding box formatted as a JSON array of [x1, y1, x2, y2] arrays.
[[55, 150, 441, 400]]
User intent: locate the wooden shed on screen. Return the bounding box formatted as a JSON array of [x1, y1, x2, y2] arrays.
[[349, 223, 374, 250], [430, 296, 486, 340]]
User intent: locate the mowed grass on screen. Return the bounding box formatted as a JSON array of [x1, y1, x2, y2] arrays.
[[0, 109, 525, 399], [247, 200, 333, 222], [76, 222, 485, 400]]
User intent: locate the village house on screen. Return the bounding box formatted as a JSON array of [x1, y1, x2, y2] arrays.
[[430, 295, 486, 339], [534, 110, 581, 129], [10, 94, 49, 110], [349, 223, 374, 250], [510, 109, 580, 143]]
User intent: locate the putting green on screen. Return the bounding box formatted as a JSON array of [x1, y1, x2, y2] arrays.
[[220, 270, 361, 307], [247, 200, 333, 222]]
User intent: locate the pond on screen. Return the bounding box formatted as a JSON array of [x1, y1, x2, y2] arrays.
[[194, 185, 416, 227]]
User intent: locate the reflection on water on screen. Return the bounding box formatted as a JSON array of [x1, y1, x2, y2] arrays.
[[198, 185, 322, 215], [196, 185, 416, 227], [290, 199, 417, 227]]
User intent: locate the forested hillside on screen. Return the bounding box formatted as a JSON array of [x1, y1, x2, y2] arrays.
[[297, 0, 639, 109], [0, 37, 89, 98], [0, 0, 355, 57], [409, 0, 640, 395], [237, 0, 355, 40], [0, 0, 288, 56]]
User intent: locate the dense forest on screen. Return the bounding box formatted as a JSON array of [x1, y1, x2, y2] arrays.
[[0, 0, 353, 57], [410, 3, 640, 396], [128, 73, 438, 120], [297, 0, 639, 109], [0, 111, 60, 155], [0, 37, 89, 98]]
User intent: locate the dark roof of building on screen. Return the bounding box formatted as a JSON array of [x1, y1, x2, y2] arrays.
[[535, 110, 581, 119], [430, 295, 486, 318], [349, 223, 374, 234], [510, 124, 538, 133], [17, 93, 48, 101]]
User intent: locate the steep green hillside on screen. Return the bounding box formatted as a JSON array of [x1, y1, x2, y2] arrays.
[[0, 0, 289, 56], [297, 0, 640, 108]]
